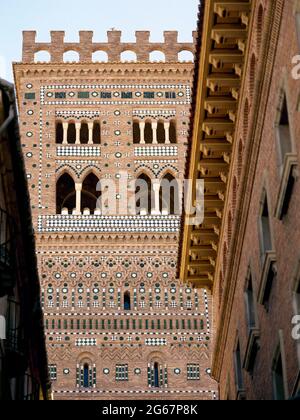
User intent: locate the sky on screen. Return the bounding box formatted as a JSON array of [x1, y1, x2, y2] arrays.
[[0, 0, 199, 82]]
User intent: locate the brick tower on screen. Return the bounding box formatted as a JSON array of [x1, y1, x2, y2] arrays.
[[13, 30, 217, 400]]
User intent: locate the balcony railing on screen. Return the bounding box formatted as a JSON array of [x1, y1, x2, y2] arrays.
[[0, 208, 16, 297]]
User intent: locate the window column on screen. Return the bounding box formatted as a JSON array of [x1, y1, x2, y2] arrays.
[[63, 122, 69, 144], [88, 122, 94, 144], [75, 122, 81, 145], [152, 121, 158, 144], [75, 183, 82, 215], [139, 121, 145, 144], [152, 181, 161, 215], [164, 122, 170, 144]]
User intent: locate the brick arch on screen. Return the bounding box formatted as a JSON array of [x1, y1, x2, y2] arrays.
[[147, 351, 165, 364], [159, 168, 178, 180], [76, 352, 94, 365], [78, 165, 101, 182], [56, 166, 78, 182], [135, 168, 156, 181]]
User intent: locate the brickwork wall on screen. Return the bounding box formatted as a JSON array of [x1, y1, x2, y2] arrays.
[[213, 0, 300, 400], [14, 31, 218, 400]]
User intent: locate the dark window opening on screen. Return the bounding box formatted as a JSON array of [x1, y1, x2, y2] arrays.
[[273, 352, 285, 400], [56, 173, 75, 214], [83, 364, 90, 388], [154, 363, 160, 388], [80, 122, 89, 144], [278, 96, 292, 164], [157, 121, 165, 144], [124, 292, 131, 311], [234, 342, 244, 392], [160, 173, 179, 215], [261, 195, 272, 255], [280, 167, 296, 219], [81, 173, 100, 213], [136, 174, 153, 214], [67, 123, 76, 144], [245, 276, 256, 330], [56, 122, 63, 144], [133, 121, 140, 144], [145, 122, 153, 144], [170, 120, 177, 143], [93, 122, 101, 144], [262, 262, 277, 309]]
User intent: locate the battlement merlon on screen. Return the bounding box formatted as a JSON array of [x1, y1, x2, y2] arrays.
[[22, 30, 197, 63]]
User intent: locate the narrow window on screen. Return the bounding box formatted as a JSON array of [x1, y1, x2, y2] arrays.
[[234, 341, 244, 393], [80, 122, 89, 144], [83, 364, 90, 388], [157, 121, 165, 144], [154, 363, 160, 388], [272, 350, 285, 400], [124, 292, 131, 311], [56, 122, 63, 144], [260, 194, 273, 256], [67, 123, 76, 144], [170, 120, 177, 143], [133, 121, 140, 144], [277, 95, 292, 168], [93, 122, 101, 144], [245, 274, 256, 330]]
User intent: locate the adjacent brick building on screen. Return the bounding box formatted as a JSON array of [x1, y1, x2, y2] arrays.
[[0, 79, 49, 400], [181, 0, 300, 400], [13, 30, 217, 400]]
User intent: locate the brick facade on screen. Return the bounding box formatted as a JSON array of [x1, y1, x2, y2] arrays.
[[212, 0, 300, 400], [14, 31, 218, 400]]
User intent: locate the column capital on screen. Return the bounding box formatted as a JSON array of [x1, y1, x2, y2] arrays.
[[75, 183, 82, 191]]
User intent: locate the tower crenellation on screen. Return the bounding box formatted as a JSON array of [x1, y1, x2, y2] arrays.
[[22, 30, 197, 63]]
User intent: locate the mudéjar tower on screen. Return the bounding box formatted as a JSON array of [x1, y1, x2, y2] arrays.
[[13, 30, 217, 400]]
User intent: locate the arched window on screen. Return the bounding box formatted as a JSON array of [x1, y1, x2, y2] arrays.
[[34, 51, 51, 63], [157, 121, 165, 144], [56, 121, 63, 144], [124, 292, 131, 311], [154, 363, 160, 388], [149, 51, 166, 62], [80, 122, 89, 144], [81, 173, 100, 213], [148, 362, 167, 388], [133, 121, 140, 144], [144, 121, 153, 144], [56, 173, 75, 214], [93, 122, 101, 144], [67, 123, 76, 144], [121, 51, 137, 62], [160, 173, 179, 215], [63, 50, 80, 62], [178, 50, 194, 62], [83, 364, 90, 388], [169, 120, 177, 143], [136, 174, 153, 215], [92, 51, 108, 62]]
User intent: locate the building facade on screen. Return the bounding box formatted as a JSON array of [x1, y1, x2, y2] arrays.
[[181, 0, 300, 400], [14, 31, 217, 400], [0, 79, 49, 400]]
